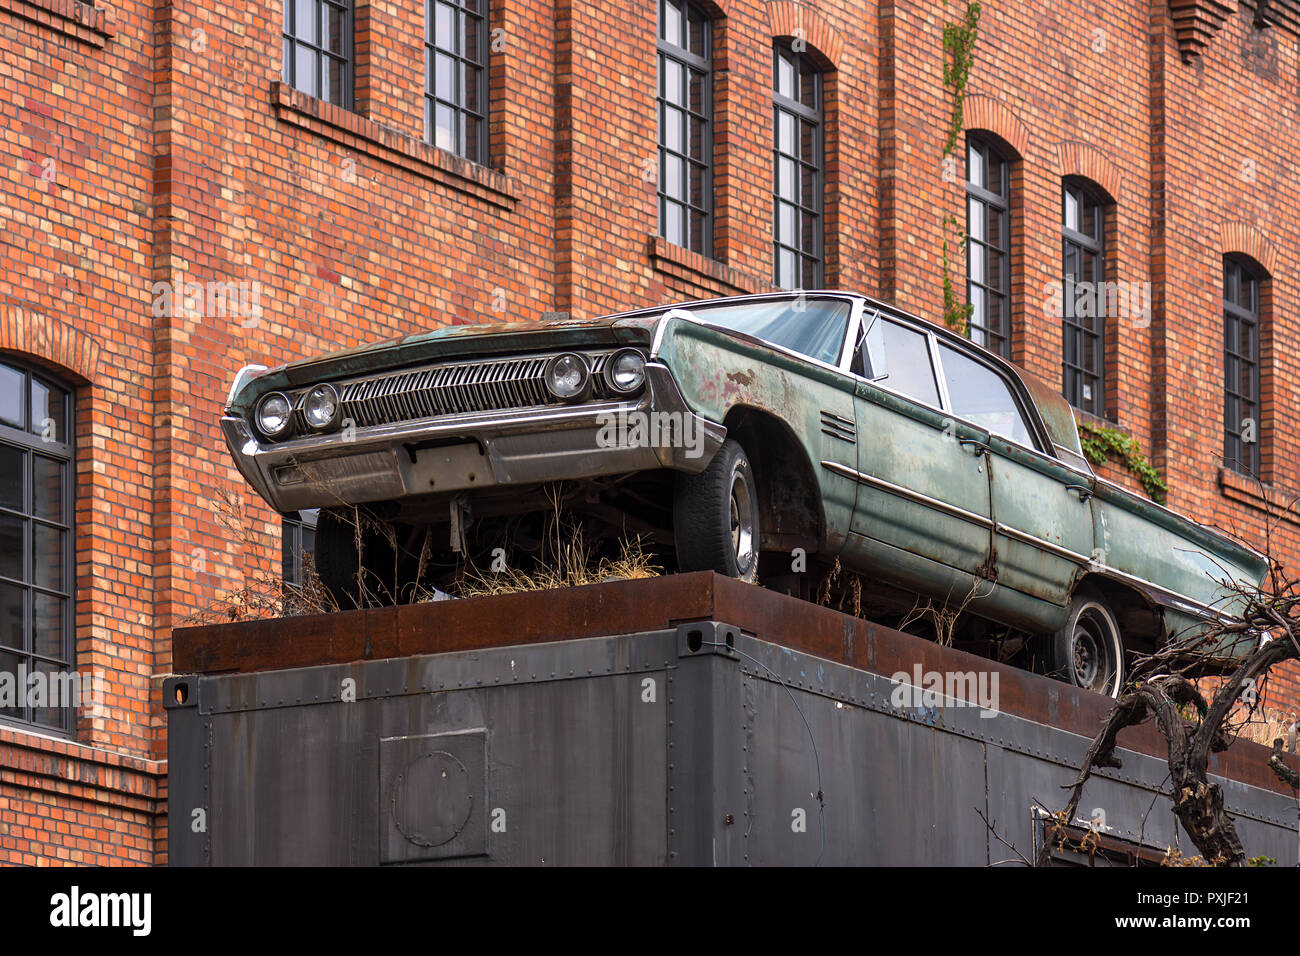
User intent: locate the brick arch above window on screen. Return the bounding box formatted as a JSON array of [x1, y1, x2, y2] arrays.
[[963, 96, 1028, 159], [1220, 222, 1278, 278], [1054, 141, 1122, 206], [766, 1, 844, 70], [0, 303, 102, 385]]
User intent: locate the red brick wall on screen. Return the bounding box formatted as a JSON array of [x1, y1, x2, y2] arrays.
[[1, 0, 1298, 863]]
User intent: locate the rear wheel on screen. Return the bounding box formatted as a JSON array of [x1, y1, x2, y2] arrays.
[[673, 439, 760, 584], [1040, 588, 1125, 698]]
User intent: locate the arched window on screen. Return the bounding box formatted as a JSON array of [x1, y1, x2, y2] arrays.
[[772, 42, 823, 289], [1223, 255, 1266, 476], [0, 358, 74, 732], [1061, 178, 1110, 416], [658, 0, 713, 256], [965, 134, 1011, 357]]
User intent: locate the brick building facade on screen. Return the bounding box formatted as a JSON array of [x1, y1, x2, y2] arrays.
[[1, 0, 1297, 864]]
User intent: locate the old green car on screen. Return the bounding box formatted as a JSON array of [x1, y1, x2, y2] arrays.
[[222, 292, 1266, 697]]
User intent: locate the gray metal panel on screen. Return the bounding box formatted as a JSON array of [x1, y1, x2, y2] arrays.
[[204, 633, 673, 865], [173, 624, 1300, 866], [163, 676, 210, 866]]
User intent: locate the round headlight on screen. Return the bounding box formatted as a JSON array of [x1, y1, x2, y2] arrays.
[[604, 349, 646, 394], [303, 383, 341, 432], [255, 391, 293, 439], [544, 353, 591, 401]]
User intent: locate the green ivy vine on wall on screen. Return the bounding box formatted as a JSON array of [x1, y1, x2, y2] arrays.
[[941, 213, 972, 333], [940, 1, 981, 333], [1077, 421, 1169, 503], [942, 1, 982, 157]]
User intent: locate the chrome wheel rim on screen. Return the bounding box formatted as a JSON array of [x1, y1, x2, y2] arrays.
[[1071, 605, 1119, 695], [729, 467, 755, 575]]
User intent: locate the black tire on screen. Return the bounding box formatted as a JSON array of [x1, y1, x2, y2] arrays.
[[1040, 587, 1125, 698], [673, 438, 760, 584], [313, 507, 399, 608]]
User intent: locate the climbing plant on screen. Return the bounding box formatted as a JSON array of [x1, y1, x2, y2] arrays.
[[941, 213, 972, 333], [1077, 421, 1168, 503], [941, 0, 982, 158], [939, 1, 981, 335]]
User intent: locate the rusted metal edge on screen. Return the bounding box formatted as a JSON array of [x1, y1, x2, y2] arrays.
[[171, 572, 1300, 796]]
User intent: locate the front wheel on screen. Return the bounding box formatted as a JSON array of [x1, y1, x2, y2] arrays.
[[673, 439, 760, 584], [1039, 588, 1125, 698]]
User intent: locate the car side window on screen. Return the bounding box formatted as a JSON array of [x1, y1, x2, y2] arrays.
[[863, 319, 941, 407], [937, 343, 1035, 448]]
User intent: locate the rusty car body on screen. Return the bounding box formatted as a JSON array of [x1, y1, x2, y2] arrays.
[[222, 292, 1267, 696]]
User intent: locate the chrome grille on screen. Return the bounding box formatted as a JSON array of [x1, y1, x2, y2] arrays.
[[334, 352, 613, 429]]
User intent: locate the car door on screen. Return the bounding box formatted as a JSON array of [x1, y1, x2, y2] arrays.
[[933, 341, 1093, 610], [846, 315, 994, 592]]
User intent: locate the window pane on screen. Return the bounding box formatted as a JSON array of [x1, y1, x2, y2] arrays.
[[967, 142, 984, 186], [875, 320, 940, 406], [33, 592, 64, 661], [435, 52, 456, 97], [33, 523, 63, 592], [324, 55, 346, 104], [686, 67, 705, 116], [1063, 189, 1079, 231], [0, 445, 22, 512], [776, 53, 795, 98], [435, 103, 457, 151], [295, 0, 317, 44], [462, 10, 482, 64], [0, 649, 21, 718], [664, 154, 684, 199], [939, 344, 1033, 446], [968, 197, 985, 242], [686, 8, 707, 55], [31, 379, 65, 442], [662, 201, 684, 246], [687, 113, 707, 163], [661, 0, 683, 47], [0, 514, 23, 580], [434, 2, 455, 47], [662, 105, 683, 152], [296, 44, 318, 98], [0, 582, 21, 649], [324, 3, 347, 54], [30, 657, 67, 728], [777, 110, 795, 155], [0, 365, 23, 430]]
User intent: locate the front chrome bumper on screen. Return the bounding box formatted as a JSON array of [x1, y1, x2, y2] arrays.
[[222, 363, 726, 513]]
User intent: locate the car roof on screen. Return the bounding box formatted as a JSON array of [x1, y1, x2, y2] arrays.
[[611, 290, 1084, 456]]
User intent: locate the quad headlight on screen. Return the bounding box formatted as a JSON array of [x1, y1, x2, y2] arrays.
[[302, 383, 342, 432], [544, 353, 592, 401], [603, 349, 646, 394], [254, 391, 293, 439]]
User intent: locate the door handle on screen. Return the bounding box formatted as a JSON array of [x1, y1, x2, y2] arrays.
[[1066, 484, 1093, 502], [959, 438, 988, 456]]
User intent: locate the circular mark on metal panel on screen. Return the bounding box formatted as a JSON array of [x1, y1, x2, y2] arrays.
[[391, 751, 473, 847]]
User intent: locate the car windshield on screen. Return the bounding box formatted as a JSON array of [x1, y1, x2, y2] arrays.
[[675, 299, 852, 365]]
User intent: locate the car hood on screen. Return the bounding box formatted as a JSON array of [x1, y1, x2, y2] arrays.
[[228, 313, 662, 412]]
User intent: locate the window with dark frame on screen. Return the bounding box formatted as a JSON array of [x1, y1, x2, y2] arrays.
[[426, 0, 489, 164], [966, 135, 1011, 358], [658, 0, 713, 257], [0, 359, 74, 733], [1061, 179, 1108, 416], [1224, 256, 1264, 476], [772, 43, 824, 290], [283, 0, 353, 108], [282, 509, 320, 587]]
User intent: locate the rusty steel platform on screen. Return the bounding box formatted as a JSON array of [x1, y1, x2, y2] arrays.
[[167, 572, 1300, 865]]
